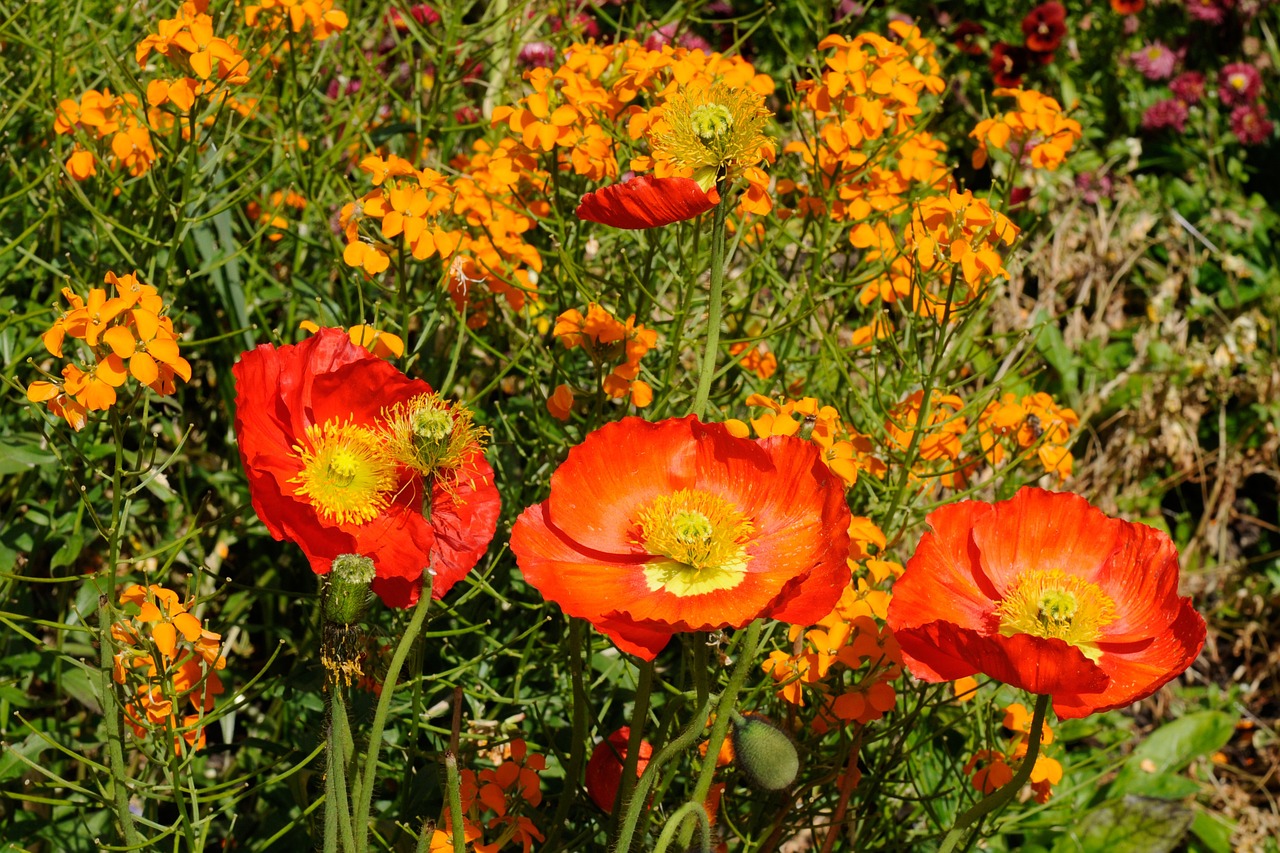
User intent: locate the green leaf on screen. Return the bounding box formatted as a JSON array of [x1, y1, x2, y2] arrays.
[[1049, 795, 1194, 853], [0, 733, 49, 783], [0, 436, 56, 474], [1189, 809, 1236, 853], [1110, 711, 1236, 797]]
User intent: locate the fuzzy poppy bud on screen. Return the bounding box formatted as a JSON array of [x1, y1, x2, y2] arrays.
[[729, 712, 799, 791], [324, 553, 375, 625]]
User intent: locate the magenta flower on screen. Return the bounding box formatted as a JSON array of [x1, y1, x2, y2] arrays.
[[1142, 99, 1189, 133], [1230, 104, 1274, 145], [1219, 63, 1262, 106], [1131, 42, 1177, 80], [1075, 172, 1114, 204], [1170, 71, 1206, 105], [518, 41, 556, 69]]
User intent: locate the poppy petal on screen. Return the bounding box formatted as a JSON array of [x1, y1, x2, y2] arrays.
[[576, 176, 720, 230]]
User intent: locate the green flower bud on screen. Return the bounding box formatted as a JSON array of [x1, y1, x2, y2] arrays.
[[730, 712, 799, 791]]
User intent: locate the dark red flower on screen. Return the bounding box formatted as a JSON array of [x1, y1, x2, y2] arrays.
[[576, 175, 720, 230], [1142, 98, 1189, 133], [886, 488, 1205, 719], [1219, 63, 1262, 106], [1230, 103, 1274, 145], [952, 21, 987, 56], [1170, 71, 1206, 105], [510, 417, 851, 659], [585, 727, 653, 813], [1021, 2, 1066, 54], [233, 328, 500, 608], [989, 43, 1031, 88]]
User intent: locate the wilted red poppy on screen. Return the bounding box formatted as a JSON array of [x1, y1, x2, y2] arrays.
[[510, 416, 851, 659], [585, 727, 652, 813], [576, 175, 720, 230], [989, 43, 1031, 87], [1021, 2, 1066, 54], [233, 327, 500, 608], [887, 488, 1205, 719]]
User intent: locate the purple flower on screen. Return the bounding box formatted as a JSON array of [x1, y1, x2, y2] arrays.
[[1170, 71, 1206, 104], [1230, 103, 1273, 145], [1142, 98, 1189, 133], [1131, 41, 1178, 80], [1218, 63, 1262, 106]]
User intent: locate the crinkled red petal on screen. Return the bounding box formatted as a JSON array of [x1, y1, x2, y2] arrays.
[[575, 175, 720, 230]]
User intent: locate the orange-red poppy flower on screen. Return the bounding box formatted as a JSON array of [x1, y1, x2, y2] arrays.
[[575, 175, 720, 230], [233, 328, 499, 608], [510, 416, 851, 659], [886, 488, 1205, 719]]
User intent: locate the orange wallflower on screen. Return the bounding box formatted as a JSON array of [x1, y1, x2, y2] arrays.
[[970, 88, 1082, 170], [977, 392, 1079, 480], [511, 417, 851, 659], [887, 488, 1206, 719], [552, 304, 657, 411], [298, 319, 404, 360]]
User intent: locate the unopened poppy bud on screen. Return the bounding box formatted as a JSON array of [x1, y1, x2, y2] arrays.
[[325, 553, 375, 625], [730, 712, 799, 791]]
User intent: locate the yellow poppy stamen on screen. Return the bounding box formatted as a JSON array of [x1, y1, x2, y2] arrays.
[[291, 419, 397, 525], [635, 489, 753, 597], [381, 392, 488, 481], [651, 83, 771, 181], [995, 568, 1118, 661]]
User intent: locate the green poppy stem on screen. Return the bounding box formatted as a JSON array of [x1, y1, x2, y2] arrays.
[[937, 692, 1052, 853], [691, 186, 730, 420], [350, 575, 434, 853]]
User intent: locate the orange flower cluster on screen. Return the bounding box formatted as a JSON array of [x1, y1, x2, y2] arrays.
[[727, 394, 886, 488], [903, 189, 1019, 311], [445, 740, 546, 853], [729, 341, 777, 380], [243, 0, 348, 40], [27, 272, 191, 430], [340, 142, 547, 328], [763, 517, 904, 730], [964, 703, 1063, 803], [547, 303, 658, 418], [136, 1, 252, 124], [247, 189, 306, 241], [54, 90, 157, 180], [298, 320, 404, 359], [884, 390, 973, 488], [781, 25, 949, 224], [977, 392, 1079, 481], [970, 88, 1082, 171], [56, 1, 254, 181], [491, 39, 776, 214], [112, 584, 226, 753]]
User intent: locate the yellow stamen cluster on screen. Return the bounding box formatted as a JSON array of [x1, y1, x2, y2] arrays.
[[635, 489, 752, 597], [649, 83, 772, 187], [995, 568, 1117, 659], [382, 392, 488, 484], [291, 420, 398, 525]]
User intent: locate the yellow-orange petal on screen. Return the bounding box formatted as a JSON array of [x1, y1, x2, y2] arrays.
[[152, 621, 178, 657]]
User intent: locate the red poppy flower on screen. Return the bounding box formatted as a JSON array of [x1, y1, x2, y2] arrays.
[[233, 327, 499, 608], [1021, 2, 1066, 54], [989, 43, 1031, 88], [510, 416, 851, 659], [576, 175, 720, 230], [585, 727, 652, 813], [886, 488, 1205, 719], [1110, 0, 1145, 14]]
